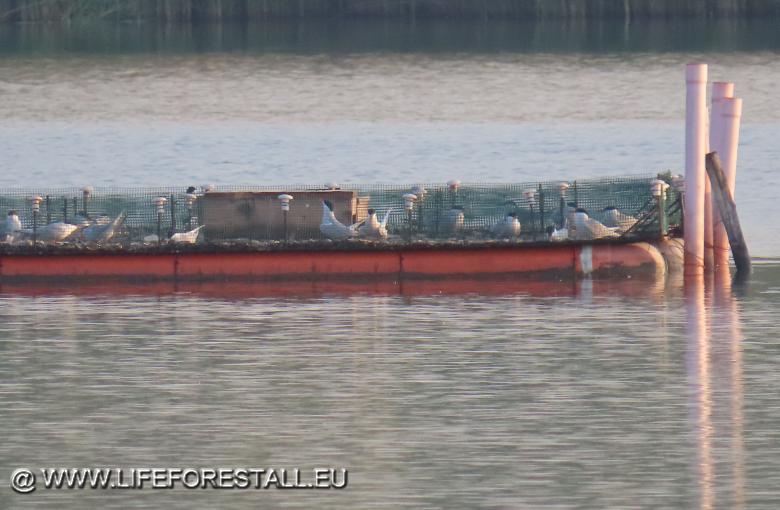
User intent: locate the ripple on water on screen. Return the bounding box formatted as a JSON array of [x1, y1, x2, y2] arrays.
[[1, 266, 780, 508]]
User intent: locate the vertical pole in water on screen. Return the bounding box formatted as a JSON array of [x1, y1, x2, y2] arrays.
[[706, 82, 734, 271], [713, 97, 743, 270], [684, 63, 708, 276]]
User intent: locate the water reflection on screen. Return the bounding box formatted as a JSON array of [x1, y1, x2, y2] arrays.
[[1, 267, 778, 509], [2, 19, 780, 55], [712, 269, 746, 510], [686, 274, 714, 510], [685, 271, 746, 510], [0, 275, 669, 300]]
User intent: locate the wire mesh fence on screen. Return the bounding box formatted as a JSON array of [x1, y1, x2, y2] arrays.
[[0, 174, 681, 248]]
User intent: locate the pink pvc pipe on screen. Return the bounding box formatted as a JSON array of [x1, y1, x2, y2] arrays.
[[685, 64, 708, 275], [706, 82, 735, 271], [704, 113, 713, 270], [713, 97, 743, 269], [709, 83, 735, 151]]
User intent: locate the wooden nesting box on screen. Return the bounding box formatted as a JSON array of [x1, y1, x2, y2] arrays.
[[198, 190, 368, 241]]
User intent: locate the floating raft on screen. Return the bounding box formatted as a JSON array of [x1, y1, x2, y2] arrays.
[[0, 238, 682, 282], [0, 176, 684, 283]]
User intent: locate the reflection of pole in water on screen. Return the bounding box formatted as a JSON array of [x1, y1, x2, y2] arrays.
[[687, 269, 747, 510], [713, 269, 745, 510], [685, 274, 713, 510]]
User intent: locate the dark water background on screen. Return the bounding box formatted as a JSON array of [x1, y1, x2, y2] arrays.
[[1, 20, 780, 509], [3, 19, 780, 54]]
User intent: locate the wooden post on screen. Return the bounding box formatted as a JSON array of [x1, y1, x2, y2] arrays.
[[714, 97, 742, 270], [705, 152, 751, 275]]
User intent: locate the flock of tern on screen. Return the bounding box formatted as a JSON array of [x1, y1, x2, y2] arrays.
[[0, 191, 639, 246], [317, 200, 637, 242]]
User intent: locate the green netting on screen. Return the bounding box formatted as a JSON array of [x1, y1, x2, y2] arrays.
[[0, 174, 682, 246]]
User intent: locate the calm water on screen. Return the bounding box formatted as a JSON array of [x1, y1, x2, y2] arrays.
[[2, 20, 780, 509], [1, 268, 780, 508]]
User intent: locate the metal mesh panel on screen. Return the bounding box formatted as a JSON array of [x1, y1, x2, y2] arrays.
[[0, 174, 681, 247]]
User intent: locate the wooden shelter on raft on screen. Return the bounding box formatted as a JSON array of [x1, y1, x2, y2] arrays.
[[199, 189, 369, 241]]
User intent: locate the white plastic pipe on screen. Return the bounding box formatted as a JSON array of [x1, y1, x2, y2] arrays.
[[685, 63, 708, 276], [709, 83, 734, 152], [706, 82, 734, 270], [704, 107, 713, 270], [713, 97, 743, 269]]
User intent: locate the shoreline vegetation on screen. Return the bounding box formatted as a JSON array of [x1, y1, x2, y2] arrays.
[[1, 0, 779, 24]]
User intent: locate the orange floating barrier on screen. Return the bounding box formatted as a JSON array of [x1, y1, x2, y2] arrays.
[[0, 241, 672, 284]]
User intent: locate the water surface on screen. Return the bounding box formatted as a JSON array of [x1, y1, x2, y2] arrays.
[[1, 20, 780, 509], [1, 266, 780, 508]]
